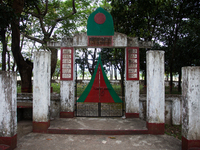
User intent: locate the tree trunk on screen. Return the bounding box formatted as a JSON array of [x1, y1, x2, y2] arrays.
[[82, 65, 85, 80], [7, 50, 10, 71], [11, 28, 33, 92], [178, 68, 181, 93], [114, 67, 117, 80], [1, 28, 6, 71], [12, 60, 16, 71], [20, 60, 33, 93], [11, 0, 33, 92], [120, 51, 125, 98], [120, 74, 124, 97], [169, 64, 173, 94], [110, 64, 113, 80], [11, 20, 33, 92], [50, 48, 58, 79]]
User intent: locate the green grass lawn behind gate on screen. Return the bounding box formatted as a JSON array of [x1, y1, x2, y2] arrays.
[[17, 82, 181, 95]]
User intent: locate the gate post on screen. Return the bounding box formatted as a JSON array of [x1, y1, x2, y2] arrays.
[[125, 47, 140, 118], [125, 81, 139, 118], [33, 51, 51, 133], [146, 50, 165, 134], [60, 81, 74, 118], [60, 47, 75, 118], [0, 71, 17, 149], [182, 67, 200, 150]]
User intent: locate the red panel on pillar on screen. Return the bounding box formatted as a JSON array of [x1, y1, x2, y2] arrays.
[[33, 120, 50, 133], [60, 112, 74, 118], [126, 47, 139, 80], [60, 47, 73, 81], [0, 134, 17, 150], [146, 122, 165, 135], [182, 136, 200, 150]]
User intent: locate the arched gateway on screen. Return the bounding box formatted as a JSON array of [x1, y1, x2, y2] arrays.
[[48, 7, 152, 118], [1, 7, 199, 150]]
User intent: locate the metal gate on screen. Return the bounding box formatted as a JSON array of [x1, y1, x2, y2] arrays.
[[75, 55, 123, 117]]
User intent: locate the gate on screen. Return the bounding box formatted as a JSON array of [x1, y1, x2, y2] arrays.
[[75, 55, 123, 117]]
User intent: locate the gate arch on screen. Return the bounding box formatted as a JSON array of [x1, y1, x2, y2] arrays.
[[47, 7, 152, 118]]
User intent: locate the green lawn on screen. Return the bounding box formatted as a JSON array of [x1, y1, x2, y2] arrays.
[[17, 82, 181, 95]]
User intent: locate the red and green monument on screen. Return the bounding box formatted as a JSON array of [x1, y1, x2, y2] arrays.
[[77, 55, 122, 103]]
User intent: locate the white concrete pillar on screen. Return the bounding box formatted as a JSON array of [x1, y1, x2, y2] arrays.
[[172, 99, 181, 125], [33, 51, 51, 132], [146, 50, 165, 134], [60, 81, 74, 118], [182, 67, 200, 150], [125, 47, 140, 118], [125, 81, 139, 118], [0, 71, 17, 149], [60, 48, 75, 118]]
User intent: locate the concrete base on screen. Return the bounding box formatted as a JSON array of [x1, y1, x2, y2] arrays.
[[60, 112, 74, 118], [182, 136, 200, 150], [32, 121, 50, 133], [146, 122, 165, 135], [47, 117, 148, 135], [0, 134, 17, 150], [16, 123, 181, 150], [125, 113, 139, 118], [48, 128, 148, 135]]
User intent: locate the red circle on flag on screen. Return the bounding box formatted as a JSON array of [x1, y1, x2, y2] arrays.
[[94, 13, 106, 24]]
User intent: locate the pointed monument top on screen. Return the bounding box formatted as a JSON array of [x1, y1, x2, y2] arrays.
[[87, 7, 114, 36]]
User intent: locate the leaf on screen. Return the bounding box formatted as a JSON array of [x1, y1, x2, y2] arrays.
[[109, 136, 116, 139], [46, 138, 52, 141]]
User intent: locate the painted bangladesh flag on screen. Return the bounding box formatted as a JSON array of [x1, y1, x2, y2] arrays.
[[77, 55, 122, 103]]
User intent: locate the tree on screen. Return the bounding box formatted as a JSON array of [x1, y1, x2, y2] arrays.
[[110, 0, 165, 91], [110, 0, 200, 94], [76, 48, 99, 79], [10, 0, 38, 92], [159, 0, 200, 93], [100, 48, 125, 96], [0, 0, 15, 71], [53, 59, 60, 79], [8, 0, 83, 92], [24, 0, 77, 80]]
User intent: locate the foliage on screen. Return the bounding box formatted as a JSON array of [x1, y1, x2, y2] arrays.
[[51, 83, 60, 93], [53, 59, 60, 79], [110, 0, 200, 93], [76, 48, 99, 77]]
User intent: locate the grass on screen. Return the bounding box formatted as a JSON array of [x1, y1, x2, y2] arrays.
[[17, 83, 61, 94], [51, 83, 60, 93], [17, 83, 181, 95], [17, 86, 21, 93], [165, 86, 181, 94], [76, 83, 88, 96], [165, 124, 182, 140]]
